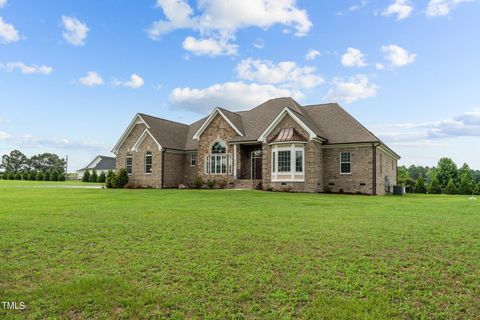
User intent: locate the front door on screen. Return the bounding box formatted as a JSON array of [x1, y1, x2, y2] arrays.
[[251, 150, 262, 180]]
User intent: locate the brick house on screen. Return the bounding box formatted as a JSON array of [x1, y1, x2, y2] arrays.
[[112, 97, 400, 195]]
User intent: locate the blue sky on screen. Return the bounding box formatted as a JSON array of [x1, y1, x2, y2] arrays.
[[1, 0, 479, 170]]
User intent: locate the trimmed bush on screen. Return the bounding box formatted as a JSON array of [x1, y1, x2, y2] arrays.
[[428, 177, 442, 194], [114, 168, 129, 189], [43, 172, 50, 181], [105, 170, 115, 188], [413, 176, 427, 194], [50, 171, 59, 181], [1, 172, 7, 180], [206, 179, 216, 189], [82, 170, 90, 183], [90, 170, 98, 183], [14, 172, 22, 180], [58, 173, 66, 181], [192, 175, 204, 188], [36, 172, 44, 181], [8, 172, 15, 180], [29, 171, 37, 181], [22, 172, 29, 180], [97, 171, 106, 183], [445, 179, 458, 195]]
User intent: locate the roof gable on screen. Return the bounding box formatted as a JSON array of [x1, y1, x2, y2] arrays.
[[112, 114, 149, 154], [193, 108, 244, 140], [131, 129, 163, 152]]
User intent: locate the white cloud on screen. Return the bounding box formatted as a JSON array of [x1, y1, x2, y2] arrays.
[[78, 71, 103, 87], [341, 48, 367, 67], [236, 58, 324, 89], [0, 0, 7, 8], [305, 49, 321, 60], [182, 36, 238, 56], [169, 81, 303, 114], [0, 17, 19, 43], [17, 134, 107, 151], [382, 44, 416, 67], [61, 16, 89, 46], [0, 62, 53, 74], [253, 38, 265, 49], [112, 74, 144, 89], [374, 108, 480, 143], [426, 0, 473, 17], [148, 0, 312, 55], [0, 131, 11, 141], [337, 0, 368, 15], [376, 63, 385, 70], [325, 74, 378, 103], [382, 0, 414, 20]]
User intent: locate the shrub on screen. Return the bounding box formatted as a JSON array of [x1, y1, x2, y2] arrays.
[[15, 172, 22, 180], [29, 171, 37, 181], [43, 171, 50, 181], [36, 172, 44, 181], [428, 177, 442, 194], [476, 182, 480, 195], [97, 171, 106, 183], [8, 172, 15, 180], [206, 179, 216, 189], [445, 178, 458, 195], [217, 178, 228, 189], [413, 177, 427, 194], [1, 172, 7, 180], [192, 175, 204, 188], [90, 170, 98, 183], [458, 176, 474, 195], [58, 173, 66, 181], [50, 171, 59, 181], [82, 170, 90, 183], [114, 168, 129, 189], [105, 170, 115, 188], [22, 171, 29, 180]]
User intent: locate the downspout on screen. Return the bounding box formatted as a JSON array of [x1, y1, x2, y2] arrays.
[[161, 148, 166, 189], [372, 143, 380, 195]]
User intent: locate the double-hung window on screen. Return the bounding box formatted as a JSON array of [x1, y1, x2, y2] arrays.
[[126, 154, 133, 175], [145, 151, 152, 174], [340, 152, 351, 174], [271, 144, 305, 182], [191, 154, 197, 166]]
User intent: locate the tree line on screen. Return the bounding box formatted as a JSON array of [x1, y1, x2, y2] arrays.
[[398, 158, 480, 195], [0, 150, 67, 181], [81, 168, 129, 189]]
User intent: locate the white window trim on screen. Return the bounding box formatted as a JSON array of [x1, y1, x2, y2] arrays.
[[126, 154, 133, 176], [145, 151, 153, 175], [190, 154, 197, 167], [271, 144, 305, 182], [340, 152, 352, 175]]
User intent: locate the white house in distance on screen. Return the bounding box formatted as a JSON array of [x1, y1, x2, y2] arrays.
[[77, 155, 116, 180]]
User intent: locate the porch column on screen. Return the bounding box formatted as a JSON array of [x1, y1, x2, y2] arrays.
[[233, 144, 237, 179]]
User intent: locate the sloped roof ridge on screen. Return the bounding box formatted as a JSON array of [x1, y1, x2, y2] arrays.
[[138, 113, 189, 126]]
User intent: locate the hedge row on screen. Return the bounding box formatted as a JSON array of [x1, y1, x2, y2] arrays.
[[0, 171, 65, 181]]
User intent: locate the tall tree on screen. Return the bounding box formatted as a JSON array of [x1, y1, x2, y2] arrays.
[[30, 153, 66, 173], [436, 158, 458, 188], [1, 150, 28, 173]]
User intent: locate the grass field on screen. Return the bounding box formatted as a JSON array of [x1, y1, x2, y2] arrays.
[[0, 180, 479, 319]]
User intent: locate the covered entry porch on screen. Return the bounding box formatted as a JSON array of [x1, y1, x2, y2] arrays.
[[232, 143, 263, 188]]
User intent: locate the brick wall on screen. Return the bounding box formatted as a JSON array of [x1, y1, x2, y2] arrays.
[[197, 114, 237, 184], [376, 148, 398, 195], [115, 123, 163, 188], [262, 114, 323, 193], [322, 146, 374, 195], [163, 151, 186, 188]]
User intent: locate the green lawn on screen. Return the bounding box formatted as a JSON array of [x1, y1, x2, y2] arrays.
[[0, 180, 479, 319]]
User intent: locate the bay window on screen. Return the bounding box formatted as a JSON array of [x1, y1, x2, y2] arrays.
[[271, 144, 305, 182]]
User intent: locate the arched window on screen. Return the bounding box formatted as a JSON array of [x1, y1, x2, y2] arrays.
[[126, 154, 133, 175], [211, 141, 226, 154], [145, 151, 152, 174]]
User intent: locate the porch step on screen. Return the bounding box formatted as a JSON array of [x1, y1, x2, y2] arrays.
[[234, 179, 258, 190]]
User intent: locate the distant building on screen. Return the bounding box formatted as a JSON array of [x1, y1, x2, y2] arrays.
[[77, 155, 115, 180]]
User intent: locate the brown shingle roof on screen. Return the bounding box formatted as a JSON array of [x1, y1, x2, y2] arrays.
[[135, 98, 395, 155]]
